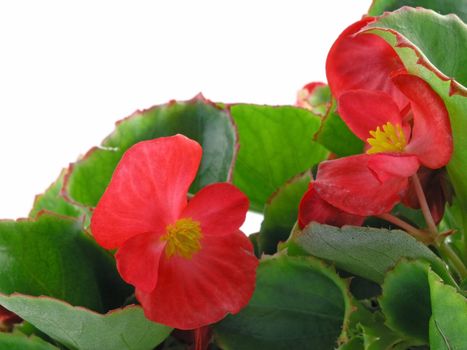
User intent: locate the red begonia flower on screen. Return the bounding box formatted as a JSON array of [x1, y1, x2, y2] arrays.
[[326, 17, 409, 110], [90, 135, 258, 330], [309, 74, 452, 217], [298, 182, 365, 228]]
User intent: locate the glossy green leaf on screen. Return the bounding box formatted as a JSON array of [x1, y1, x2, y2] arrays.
[[368, 0, 467, 23], [65, 96, 236, 207], [0, 332, 57, 350], [428, 270, 467, 349], [364, 7, 467, 239], [379, 260, 431, 344], [0, 294, 172, 350], [259, 173, 310, 254], [214, 256, 351, 350], [29, 169, 83, 219], [231, 104, 328, 211], [0, 213, 131, 312], [315, 108, 364, 157], [367, 7, 467, 86], [296, 223, 454, 285]]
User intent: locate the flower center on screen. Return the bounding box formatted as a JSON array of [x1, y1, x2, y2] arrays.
[[366, 122, 407, 154], [161, 218, 202, 259]]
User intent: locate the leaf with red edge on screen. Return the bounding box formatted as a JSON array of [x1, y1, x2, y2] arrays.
[[29, 169, 84, 219], [368, 0, 467, 23], [0, 294, 172, 350], [64, 96, 237, 209]]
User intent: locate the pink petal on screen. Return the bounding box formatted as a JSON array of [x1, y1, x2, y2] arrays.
[[326, 18, 408, 110], [136, 231, 258, 330], [338, 90, 403, 141], [115, 232, 165, 293], [90, 135, 202, 249], [298, 183, 365, 228], [181, 183, 249, 236], [314, 154, 419, 216], [392, 74, 453, 169]]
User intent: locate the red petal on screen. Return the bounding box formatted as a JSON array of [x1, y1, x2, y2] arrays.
[[136, 231, 258, 330], [115, 232, 165, 293], [326, 18, 408, 110], [298, 183, 365, 228], [392, 74, 453, 169], [368, 153, 421, 182], [90, 135, 202, 249], [338, 90, 403, 141], [314, 154, 419, 216], [182, 183, 249, 236]]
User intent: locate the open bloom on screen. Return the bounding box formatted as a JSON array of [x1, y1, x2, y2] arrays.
[[298, 17, 454, 220], [90, 135, 258, 330], [309, 73, 452, 217]]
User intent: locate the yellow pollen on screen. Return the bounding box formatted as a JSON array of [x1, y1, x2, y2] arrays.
[[366, 122, 407, 154], [161, 218, 202, 259]]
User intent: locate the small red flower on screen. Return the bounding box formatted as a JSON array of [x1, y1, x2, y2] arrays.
[[90, 135, 258, 330]]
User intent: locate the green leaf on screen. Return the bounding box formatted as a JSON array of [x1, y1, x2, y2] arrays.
[[214, 256, 352, 350], [0, 213, 131, 312], [367, 7, 467, 86], [428, 270, 467, 349], [29, 170, 84, 219], [230, 104, 328, 211], [379, 260, 431, 344], [259, 173, 311, 254], [368, 0, 467, 23], [363, 7, 467, 238], [0, 332, 58, 350], [65, 96, 236, 207], [339, 337, 364, 350], [296, 223, 455, 286], [314, 107, 364, 157], [0, 294, 172, 350]]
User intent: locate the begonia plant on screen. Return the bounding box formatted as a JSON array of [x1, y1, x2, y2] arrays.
[[0, 1, 466, 349]]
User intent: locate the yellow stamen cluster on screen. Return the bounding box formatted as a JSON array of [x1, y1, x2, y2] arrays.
[[366, 122, 407, 154], [161, 218, 202, 259]]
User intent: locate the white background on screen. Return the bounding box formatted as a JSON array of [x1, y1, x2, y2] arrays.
[[0, 1, 369, 233]]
